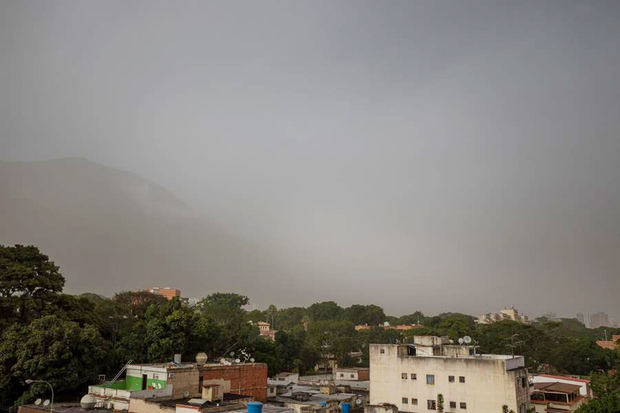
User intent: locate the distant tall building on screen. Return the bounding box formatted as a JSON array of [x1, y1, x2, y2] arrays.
[[148, 286, 181, 300], [589, 312, 610, 329]]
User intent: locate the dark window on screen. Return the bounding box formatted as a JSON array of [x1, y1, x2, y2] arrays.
[[402, 373, 408, 379], [427, 400, 437, 410], [521, 377, 526, 388], [407, 345, 417, 356], [459, 376, 466, 383], [350, 374, 355, 378], [450, 402, 456, 409], [411, 373, 417, 380], [380, 348, 385, 354], [460, 402, 467, 409], [426, 374, 435, 385], [402, 397, 408, 404], [141, 374, 147, 390], [411, 398, 418, 405], [448, 375, 455, 383]]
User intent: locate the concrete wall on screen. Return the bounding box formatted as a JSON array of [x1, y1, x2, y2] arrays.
[[370, 344, 530, 413], [200, 363, 268, 402], [169, 368, 201, 399], [129, 397, 176, 413]]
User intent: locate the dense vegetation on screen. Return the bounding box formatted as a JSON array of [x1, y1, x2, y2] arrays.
[[1, 245, 619, 411]]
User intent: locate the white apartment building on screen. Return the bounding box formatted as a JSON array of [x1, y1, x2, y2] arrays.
[[370, 336, 530, 413]]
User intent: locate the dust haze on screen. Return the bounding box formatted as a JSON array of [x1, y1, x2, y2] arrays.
[[1, 1, 619, 319]]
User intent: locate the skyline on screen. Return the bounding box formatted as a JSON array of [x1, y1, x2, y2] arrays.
[[1, 1, 620, 319]]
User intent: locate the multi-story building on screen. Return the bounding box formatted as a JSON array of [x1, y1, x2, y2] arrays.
[[589, 312, 610, 329], [256, 321, 278, 341], [369, 336, 530, 413], [476, 307, 529, 325], [148, 287, 181, 300]]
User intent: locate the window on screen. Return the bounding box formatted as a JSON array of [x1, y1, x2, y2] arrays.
[[521, 377, 526, 388], [460, 402, 467, 409], [380, 348, 385, 354], [448, 375, 455, 383], [411, 398, 418, 406], [426, 374, 435, 385], [350, 374, 355, 378], [459, 376, 465, 383], [402, 373, 408, 379], [402, 397, 408, 404], [427, 400, 437, 410], [411, 373, 417, 380], [449, 402, 456, 409]]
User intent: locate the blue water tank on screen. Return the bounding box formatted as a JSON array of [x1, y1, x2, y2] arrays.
[[248, 402, 263, 413], [320, 401, 328, 407], [341, 402, 351, 413]]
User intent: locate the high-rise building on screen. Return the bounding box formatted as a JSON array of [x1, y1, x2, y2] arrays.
[[589, 312, 610, 329]]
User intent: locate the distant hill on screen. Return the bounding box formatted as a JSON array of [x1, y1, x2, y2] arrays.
[[0, 158, 278, 298]]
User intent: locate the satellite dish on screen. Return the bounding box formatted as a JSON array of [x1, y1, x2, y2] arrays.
[[235, 358, 241, 363], [229, 352, 235, 357], [356, 399, 362, 406], [34, 399, 42, 405], [183, 391, 189, 398], [250, 358, 255, 363], [43, 400, 50, 407], [463, 336, 472, 344], [458, 338, 464, 345]]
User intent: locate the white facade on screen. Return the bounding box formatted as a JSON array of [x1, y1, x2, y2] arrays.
[[370, 339, 530, 413]]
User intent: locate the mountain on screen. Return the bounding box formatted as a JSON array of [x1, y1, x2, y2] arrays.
[[0, 158, 280, 299]]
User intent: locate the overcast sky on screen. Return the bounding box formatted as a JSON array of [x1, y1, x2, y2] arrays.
[[1, 1, 619, 319]]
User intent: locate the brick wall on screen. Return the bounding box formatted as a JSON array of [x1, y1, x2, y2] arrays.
[[199, 364, 268, 402]]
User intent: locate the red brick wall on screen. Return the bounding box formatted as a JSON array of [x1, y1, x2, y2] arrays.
[[199, 363, 268, 402]]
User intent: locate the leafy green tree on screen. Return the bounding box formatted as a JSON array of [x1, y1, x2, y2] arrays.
[[275, 307, 307, 331], [307, 301, 343, 321], [113, 290, 167, 318], [0, 315, 107, 406], [0, 245, 65, 325], [437, 394, 444, 413], [575, 373, 620, 412], [342, 304, 386, 325]]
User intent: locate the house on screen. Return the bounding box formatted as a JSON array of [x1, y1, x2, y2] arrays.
[[595, 334, 620, 351], [369, 336, 530, 413], [84, 355, 268, 410], [272, 386, 361, 413], [268, 373, 299, 398], [256, 321, 278, 341], [531, 375, 591, 399], [354, 324, 424, 331], [333, 368, 369, 381], [530, 382, 585, 412]]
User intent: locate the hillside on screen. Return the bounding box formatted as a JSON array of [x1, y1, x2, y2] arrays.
[[0, 158, 277, 298]]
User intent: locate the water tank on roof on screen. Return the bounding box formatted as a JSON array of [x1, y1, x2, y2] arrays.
[[80, 394, 96, 409], [248, 401, 263, 413], [341, 402, 351, 413], [196, 352, 208, 364]]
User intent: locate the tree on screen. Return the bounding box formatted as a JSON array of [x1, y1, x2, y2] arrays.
[[437, 394, 444, 413], [307, 301, 343, 321], [0, 315, 107, 406], [342, 304, 386, 325], [0, 245, 65, 324]]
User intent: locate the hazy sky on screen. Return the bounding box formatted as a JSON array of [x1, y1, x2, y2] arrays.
[[1, 1, 619, 319]]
